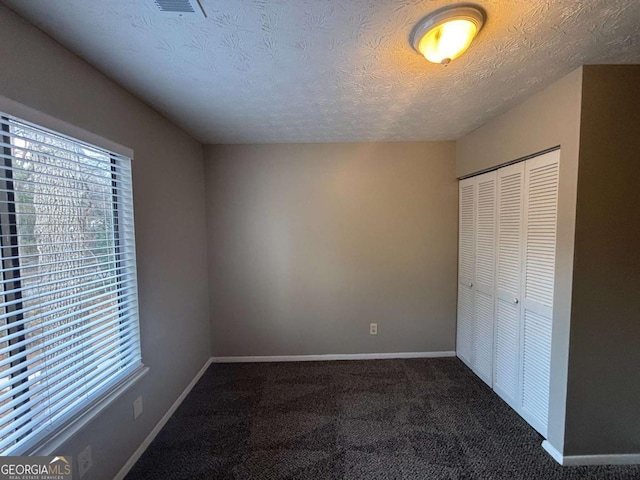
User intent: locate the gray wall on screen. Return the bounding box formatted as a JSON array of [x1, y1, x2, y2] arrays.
[[205, 142, 458, 357], [0, 5, 210, 479], [456, 68, 584, 454], [563, 65, 640, 456]]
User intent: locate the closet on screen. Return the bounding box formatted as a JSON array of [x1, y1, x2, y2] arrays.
[[456, 149, 560, 437]]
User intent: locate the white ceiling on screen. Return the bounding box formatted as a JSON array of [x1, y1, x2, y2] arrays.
[[3, 0, 640, 143]]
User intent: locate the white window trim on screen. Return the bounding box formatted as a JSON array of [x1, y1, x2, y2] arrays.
[[0, 95, 133, 160], [29, 365, 149, 456], [0, 94, 147, 456]]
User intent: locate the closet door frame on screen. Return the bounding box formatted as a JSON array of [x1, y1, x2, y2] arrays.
[[458, 149, 560, 440]]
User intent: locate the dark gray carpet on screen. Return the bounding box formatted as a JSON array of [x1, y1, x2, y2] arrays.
[[125, 358, 640, 479]]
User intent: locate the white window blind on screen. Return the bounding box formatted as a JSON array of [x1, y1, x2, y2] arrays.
[[0, 112, 142, 455]]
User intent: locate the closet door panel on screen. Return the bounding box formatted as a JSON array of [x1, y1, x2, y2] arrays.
[[520, 150, 560, 437], [456, 178, 476, 367], [457, 285, 474, 367], [473, 172, 496, 385], [474, 290, 494, 385], [521, 309, 553, 434], [494, 163, 524, 406], [494, 301, 520, 405], [475, 172, 497, 290]]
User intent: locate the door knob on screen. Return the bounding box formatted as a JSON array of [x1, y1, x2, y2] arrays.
[[514, 298, 519, 304], [469, 282, 473, 288]]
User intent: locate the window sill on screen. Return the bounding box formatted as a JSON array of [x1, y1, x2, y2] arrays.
[[26, 365, 149, 456]]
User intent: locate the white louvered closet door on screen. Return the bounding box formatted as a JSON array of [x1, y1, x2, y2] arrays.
[[494, 162, 525, 408], [519, 150, 560, 437], [456, 177, 476, 368], [472, 171, 496, 386]]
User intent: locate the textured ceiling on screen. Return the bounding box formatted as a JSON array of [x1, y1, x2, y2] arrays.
[[3, 0, 640, 143]]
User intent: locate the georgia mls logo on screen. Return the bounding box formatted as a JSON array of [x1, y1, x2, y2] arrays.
[[0, 456, 72, 480], [49, 457, 71, 474]]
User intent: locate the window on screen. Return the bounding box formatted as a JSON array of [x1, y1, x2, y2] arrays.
[[0, 112, 142, 455]]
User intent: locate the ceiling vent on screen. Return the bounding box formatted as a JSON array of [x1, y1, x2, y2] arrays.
[[152, 0, 206, 17]]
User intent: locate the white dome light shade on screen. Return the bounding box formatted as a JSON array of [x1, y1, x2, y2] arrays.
[[411, 5, 485, 65]]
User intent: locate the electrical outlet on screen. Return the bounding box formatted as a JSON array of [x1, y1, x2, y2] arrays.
[[133, 395, 143, 419], [369, 323, 378, 335], [77, 445, 93, 478]]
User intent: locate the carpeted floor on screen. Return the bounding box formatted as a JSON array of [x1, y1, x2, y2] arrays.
[[125, 358, 640, 479]]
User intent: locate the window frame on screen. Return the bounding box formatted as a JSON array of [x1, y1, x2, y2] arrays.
[[0, 95, 147, 456]]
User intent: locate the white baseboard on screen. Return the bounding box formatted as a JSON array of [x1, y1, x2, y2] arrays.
[[542, 440, 564, 465], [542, 440, 640, 466], [113, 358, 213, 480], [211, 351, 456, 363]]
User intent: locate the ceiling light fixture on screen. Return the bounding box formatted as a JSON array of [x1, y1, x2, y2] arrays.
[[410, 4, 485, 66]]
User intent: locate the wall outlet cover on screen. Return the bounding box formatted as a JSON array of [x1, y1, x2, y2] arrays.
[[133, 395, 143, 419], [369, 323, 378, 335], [77, 445, 93, 478]]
